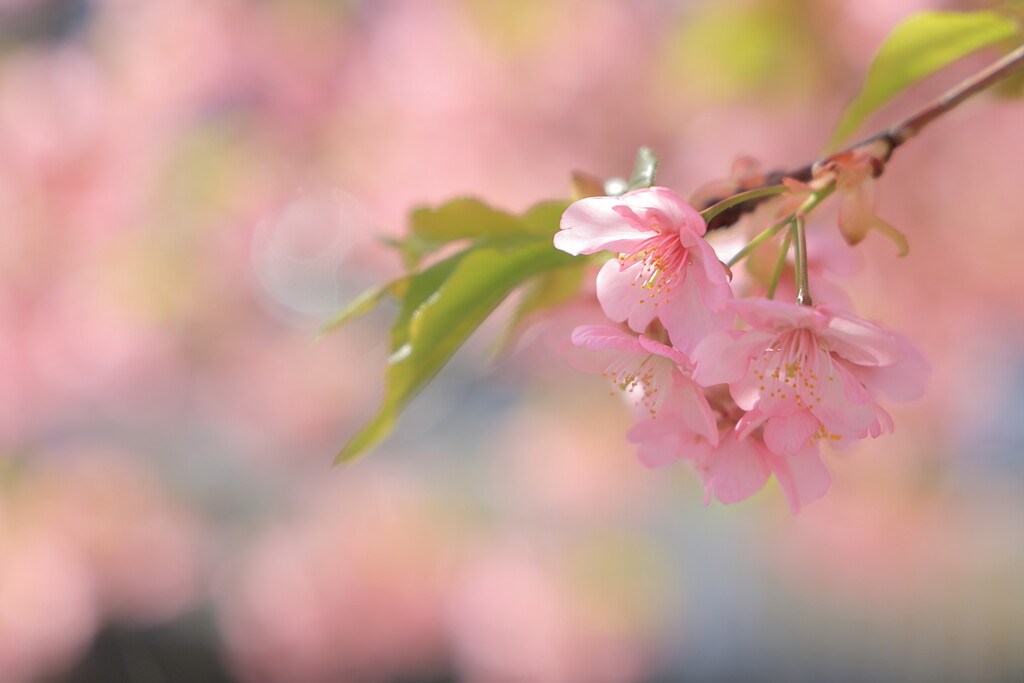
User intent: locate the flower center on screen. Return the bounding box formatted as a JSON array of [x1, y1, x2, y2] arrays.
[[601, 353, 671, 417], [751, 327, 833, 411], [617, 230, 688, 306]]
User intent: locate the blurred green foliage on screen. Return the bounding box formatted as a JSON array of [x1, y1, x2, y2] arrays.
[[827, 10, 1021, 148]]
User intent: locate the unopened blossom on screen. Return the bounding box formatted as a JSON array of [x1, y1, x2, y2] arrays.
[[554, 187, 734, 354], [814, 144, 908, 256], [692, 298, 928, 457], [568, 324, 717, 443]]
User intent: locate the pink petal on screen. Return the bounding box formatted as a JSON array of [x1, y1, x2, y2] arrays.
[[867, 405, 895, 437], [555, 196, 657, 255], [837, 189, 873, 246], [836, 187, 908, 256], [849, 333, 929, 401], [810, 358, 877, 436], [692, 329, 776, 387], [595, 259, 658, 334], [563, 325, 644, 376], [679, 230, 732, 293], [820, 308, 903, 367], [735, 408, 768, 440], [834, 357, 874, 405], [659, 273, 736, 356], [628, 418, 685, 468], [729, 298, 824, 331], [667, 372, 718, 445], [637, 335, 691, 368], [762, 410, 820, 455], [765, 442, 832, 514], [571, 325, 644, 354], [705, 432, 772, 505], [618, 187, 707, 237], [627, 417, 712, 468]]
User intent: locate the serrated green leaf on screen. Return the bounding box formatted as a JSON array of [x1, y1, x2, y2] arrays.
[[627, 147, 659, 191], [827, 10, 1020, 149], [336, 240, 576, 462]]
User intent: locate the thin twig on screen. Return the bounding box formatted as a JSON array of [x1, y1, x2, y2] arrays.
[[704, 43, 1024, 230], [878, 41, 1024, 150]]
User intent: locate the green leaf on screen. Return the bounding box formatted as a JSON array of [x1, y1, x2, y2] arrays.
[[323, 198, 571, 338], [520, 199, 572, 236], [626, 147, 659, 191], [827, 10, 1020, 150], [389, 250, 471, 351], [410, 198, 523, 244], [336, 240, 577, 462], [318, 247, 475, 340], [317, 280, 403, 337], [397, 198, 570, 265], [490, 258, 588, 357]]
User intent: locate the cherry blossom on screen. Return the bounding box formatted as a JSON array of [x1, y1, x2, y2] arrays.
[[627, 384, 832, 513], [568, 324, 717, 442], [691, 298, 928, 457], [568, 319, 853, 512], [554, 187, 734, 354]]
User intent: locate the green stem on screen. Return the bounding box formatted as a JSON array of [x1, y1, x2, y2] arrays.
[[700, 185, 788, 223], [766, 228, 793, 300], [725, 216, 791, 268], [800, 182, 834, 222], [724, 182, 834, 269], [793, 215, 811, 306]]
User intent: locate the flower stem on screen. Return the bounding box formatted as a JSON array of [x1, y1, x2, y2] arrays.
[[702, 43, 1024, 229], [725, 184, 833, 268], [793, 215, 811, 306], [700, 184, 788, 224], [766, 227, 793, 300], [725, 216, 790, 268]]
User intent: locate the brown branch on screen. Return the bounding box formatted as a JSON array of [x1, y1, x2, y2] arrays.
[[703, 42, 1024, 230]]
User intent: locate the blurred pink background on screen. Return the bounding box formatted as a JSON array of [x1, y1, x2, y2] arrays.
[[1, 0, 1023, 681]]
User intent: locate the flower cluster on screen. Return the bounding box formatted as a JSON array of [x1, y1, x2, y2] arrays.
[[555, 187, 927, 513]]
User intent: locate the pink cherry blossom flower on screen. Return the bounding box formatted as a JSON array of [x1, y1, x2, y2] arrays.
[[627, 386, 832, 513], [692, 298, 928, 457], [554, 187, 734, 354], [568, 324, 717, 442]]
